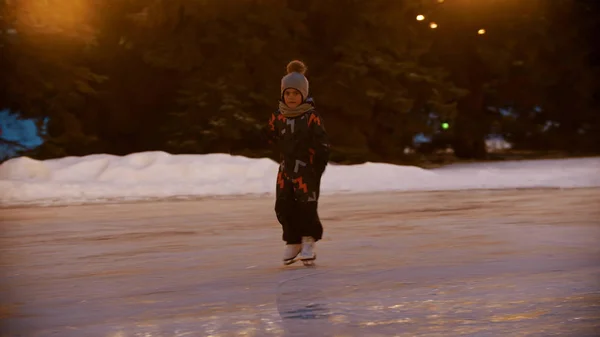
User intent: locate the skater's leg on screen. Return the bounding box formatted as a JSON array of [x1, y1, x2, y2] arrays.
[[275, 184, 303, 264], [275, 198, 302, 244], [291, 201, 318, 261], [294, 201, 323, 241], [292, 170, 324, 241], [289, 170, 323, 261], [275, 169, 302, 245]]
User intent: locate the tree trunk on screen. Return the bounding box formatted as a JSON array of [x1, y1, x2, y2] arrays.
[[452, 87, 488, 160]]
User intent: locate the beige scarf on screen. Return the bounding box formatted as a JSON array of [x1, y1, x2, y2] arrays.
[[279, 101, 315, 118]]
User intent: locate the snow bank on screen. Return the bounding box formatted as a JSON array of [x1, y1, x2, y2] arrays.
[[1, 151, 599, 206]]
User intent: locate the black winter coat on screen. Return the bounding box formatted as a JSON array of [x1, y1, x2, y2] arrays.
[[266, 102, 330, 177]]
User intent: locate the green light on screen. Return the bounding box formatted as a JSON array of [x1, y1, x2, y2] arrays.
[[442, 122, 449, 130]]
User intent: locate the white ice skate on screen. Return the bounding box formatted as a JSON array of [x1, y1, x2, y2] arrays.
[[299, 236, 316, 266], [283, 244, 302, 265]]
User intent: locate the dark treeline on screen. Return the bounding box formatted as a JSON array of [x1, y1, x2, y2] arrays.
[[1, 0, 599, 164]]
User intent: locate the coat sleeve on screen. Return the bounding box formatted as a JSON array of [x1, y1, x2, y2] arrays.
[[263, 111, 279, 146], [308, 111, 330, 173]]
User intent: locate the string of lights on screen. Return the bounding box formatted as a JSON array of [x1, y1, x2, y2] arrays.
[[416, 0, 486, 35]]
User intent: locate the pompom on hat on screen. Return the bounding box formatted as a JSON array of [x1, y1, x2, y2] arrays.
[[281, 60, 309, 101], [286, 60, 306, 74]]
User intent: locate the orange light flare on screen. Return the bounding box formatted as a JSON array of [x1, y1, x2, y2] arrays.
[[433, 0, 544, 29], [14, 0, 93, 37]]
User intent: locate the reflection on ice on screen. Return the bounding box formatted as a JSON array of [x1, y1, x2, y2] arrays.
[[5, 265, 600, 337], [280, 303, 330, 320], [85, 266, 599, 336], [3, 188, 598, 337], [361, 317, 413, 327]]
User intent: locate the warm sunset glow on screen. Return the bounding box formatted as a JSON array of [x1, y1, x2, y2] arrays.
[[14, 0, 91, 36]]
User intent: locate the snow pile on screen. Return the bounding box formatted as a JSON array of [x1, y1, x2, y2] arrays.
[[1, 151, 599, 206]]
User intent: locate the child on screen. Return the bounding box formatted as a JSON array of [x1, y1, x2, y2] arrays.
[[265, 60, 330, 265]]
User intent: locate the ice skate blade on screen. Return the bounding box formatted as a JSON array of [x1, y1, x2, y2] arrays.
[[283, 259, 298, 266], [283, 254, 316, 266]]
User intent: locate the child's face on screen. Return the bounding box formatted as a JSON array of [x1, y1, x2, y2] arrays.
[[283, 89, 302, 108]]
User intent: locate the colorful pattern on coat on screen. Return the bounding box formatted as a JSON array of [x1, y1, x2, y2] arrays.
[[266, 103, 330, 203]]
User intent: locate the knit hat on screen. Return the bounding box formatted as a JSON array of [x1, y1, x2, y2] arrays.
[[281, 60, 309, 101]]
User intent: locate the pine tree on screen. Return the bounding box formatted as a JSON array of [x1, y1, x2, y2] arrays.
[[1, 0, 105, 158]]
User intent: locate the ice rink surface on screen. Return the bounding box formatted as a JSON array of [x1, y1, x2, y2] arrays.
[[1, 188, 599, 336]]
